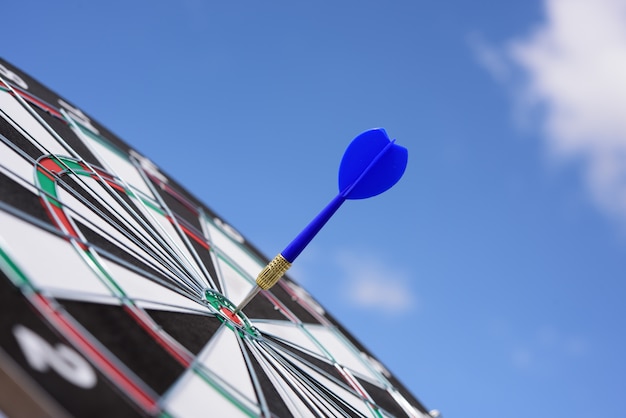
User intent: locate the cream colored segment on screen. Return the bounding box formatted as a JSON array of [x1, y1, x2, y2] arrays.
[[198, 328, 257, 403], [204, 220, 264, 280], [252, 321, 324, 357], [0, 91, 67, 155], [215, 257, 255, 305], [0, 210, 112, 297], [151, 211, 206, 284], [103, 259, 203, 313], [303, 325, 377, 380], [0, 140, 37, 194], [81, 134, 155, 199], [163, 370, 255, 418]]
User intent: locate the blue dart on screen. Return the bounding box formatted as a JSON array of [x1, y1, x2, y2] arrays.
[[235, 128, 408, 313]]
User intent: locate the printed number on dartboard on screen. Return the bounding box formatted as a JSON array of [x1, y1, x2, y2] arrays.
[[13, 325, 97, 389]]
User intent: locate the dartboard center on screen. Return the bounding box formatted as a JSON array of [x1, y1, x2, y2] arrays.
[[203, 289, 256, 336]]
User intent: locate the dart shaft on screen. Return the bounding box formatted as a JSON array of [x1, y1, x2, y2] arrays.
[[282, 194, 345, 262]]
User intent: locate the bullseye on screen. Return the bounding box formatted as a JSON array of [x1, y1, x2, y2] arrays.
[[220, 306, 243, 326], [203, 289, 257, 336]]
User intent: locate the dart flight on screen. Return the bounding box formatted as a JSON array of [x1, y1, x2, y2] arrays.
[[235, 128, 408, 313]]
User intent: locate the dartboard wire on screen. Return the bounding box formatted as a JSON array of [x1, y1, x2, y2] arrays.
[[128, 152, 216, 291], [246, 339, 325, 417], [252, 319, 381, 414], [0, 170, 203, 303], [0, 114, 205, 297], [48, 158, 204, 296], [259, 335, 386, 418], [61, 109, 210, 293], [254, 336, 345, 418], [262, 339, 375, 418], [252, 339, 360, 418], [258, 334, 368, 401], [0, 144, 203, 299], [0, 81, 208, 295]]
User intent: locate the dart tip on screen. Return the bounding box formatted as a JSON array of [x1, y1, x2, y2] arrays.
[[234, 285, 261, 314]]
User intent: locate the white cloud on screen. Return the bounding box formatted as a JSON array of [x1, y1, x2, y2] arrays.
[[480, 0, 626, 221], [335, 251, 416, 315]]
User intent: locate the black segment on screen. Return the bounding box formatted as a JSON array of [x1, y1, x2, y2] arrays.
[[0, 173, 54, 226], [269, 282, 321, 324], [241, 342, 293, 418], [357, 377, 411, 418], [0, 113, 42, 160], [146, 309, 221, 355], [246, 292, 291, 321], [33, 107, 102, 167], [60, 300, 186, 395]]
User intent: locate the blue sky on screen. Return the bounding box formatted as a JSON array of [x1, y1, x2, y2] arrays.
[[3, 1, 626, 417]]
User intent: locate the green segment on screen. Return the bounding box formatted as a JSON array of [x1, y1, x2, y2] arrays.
[[0, 247, 32, 288]]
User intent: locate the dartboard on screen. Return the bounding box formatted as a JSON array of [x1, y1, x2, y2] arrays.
[[0, 59, 429, 418]]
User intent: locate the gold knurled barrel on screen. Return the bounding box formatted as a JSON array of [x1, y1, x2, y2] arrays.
[[256, 254, 292, 290]]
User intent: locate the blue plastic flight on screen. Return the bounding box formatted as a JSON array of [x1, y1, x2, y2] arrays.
[[281, 128, 408, 263]]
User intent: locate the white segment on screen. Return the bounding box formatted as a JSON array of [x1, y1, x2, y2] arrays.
[[152, 211, 206, 284], [0, 140, 37, 194], [104, 259, 203, 313], [198, 328, 256, 402], [0, 210, 112, 297], [204, 220, 264, 280], [81, 132, 155, 199], [304, 325, 377, 380], [216, 257, 255, 305], [252, 321, 324, 357], [0, 91, 67, 155], [163, 371, 253, 418]]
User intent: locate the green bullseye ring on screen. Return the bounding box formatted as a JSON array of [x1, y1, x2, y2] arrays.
[[203, 289, 258, 337]]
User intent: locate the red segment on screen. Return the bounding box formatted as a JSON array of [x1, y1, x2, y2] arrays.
[[179, 223, 210, 250], [31, 294, 159, 414], [38, 157, 64, 178], [90, 166, 126, 193], [220, 307, 243, 326], [9, 86, 64, 120]]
